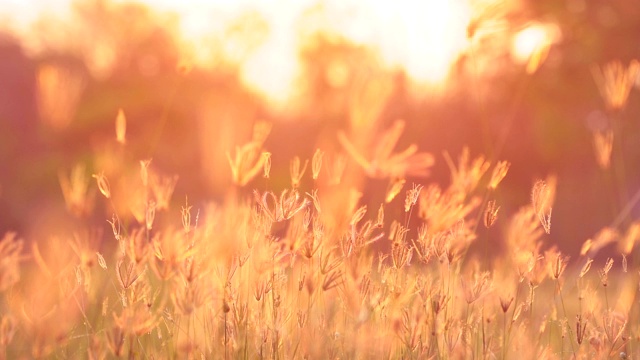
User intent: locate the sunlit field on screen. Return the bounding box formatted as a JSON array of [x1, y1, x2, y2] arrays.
[[1, 0, 640, 358]]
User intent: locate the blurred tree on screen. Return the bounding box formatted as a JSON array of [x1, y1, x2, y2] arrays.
[[0, 34, 39, 232]]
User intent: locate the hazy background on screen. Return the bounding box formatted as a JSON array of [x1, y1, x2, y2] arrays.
[[1, 0, 639, 257]]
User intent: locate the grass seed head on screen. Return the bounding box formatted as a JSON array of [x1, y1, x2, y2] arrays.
[[312, 149, 323, 180], [488, 160, 510, 190], [92, 172, 111, 199], [140, 159, 152, 187], [531, 177, 555, 234], [592, 60, 640, 112], [290, 156, 309, 189], [385, 177, 406, 203], [592, 129, 614, 169], [484, 200, 500, 228]]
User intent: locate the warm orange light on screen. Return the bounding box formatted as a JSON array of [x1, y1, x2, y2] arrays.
[[512, 26, 547, 61], [11, 0, 473, 106], [365, 0, 471, 86], [136, 0, 472, 105], [511, 23, 559, 73]]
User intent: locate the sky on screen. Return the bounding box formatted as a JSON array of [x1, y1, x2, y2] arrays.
[[1, 0, 538, 106]]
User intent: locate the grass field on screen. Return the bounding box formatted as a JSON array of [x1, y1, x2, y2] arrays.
[[3, 99, 640, 359], [1, 1, 640, 359]]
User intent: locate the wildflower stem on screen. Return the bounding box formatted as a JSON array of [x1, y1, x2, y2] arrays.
[[243, 307, 249, 359], [108, 197, 130, 241], [506, 282, 522, 348], [224, 310, 228, 360], [272, 262, 278, 360], [529, 285, 535, 326], [502, 311, 507, 360], [556, 279, 576, 357], [128, 334, 136, 359], [473, 188, 492, 268], [432, 312, 441, 359]]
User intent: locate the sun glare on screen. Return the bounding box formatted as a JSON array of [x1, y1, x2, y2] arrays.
[[366, 0, 471, 86], [127, 0, 472, 106], [511, 23, 559, 65], [4, 0, 473, 106]]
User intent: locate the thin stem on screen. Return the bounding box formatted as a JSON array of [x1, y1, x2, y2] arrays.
[[556, 279, 576, 357], [432, 312, 441, 360], [502, 311, 507, 360], [224, 311, 228, 360], [529, 285, 535, 324]]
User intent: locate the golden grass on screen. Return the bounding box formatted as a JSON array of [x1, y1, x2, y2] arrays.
[[2, 57, 640, 360]]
